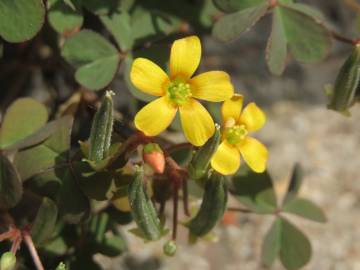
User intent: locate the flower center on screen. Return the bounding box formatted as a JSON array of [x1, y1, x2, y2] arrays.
[[225, 124, 248, 145], [166, 79, 192, 105]]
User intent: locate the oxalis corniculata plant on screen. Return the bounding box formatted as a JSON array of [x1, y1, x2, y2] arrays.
[[0, 0, 359, 269]]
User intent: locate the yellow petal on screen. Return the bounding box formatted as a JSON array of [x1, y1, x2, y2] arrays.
[[189, 71, 234, 102], [221, 94, 244, 123], [170, 36, 201, 79], [238, 137, 268, 173], [179, 99, 214, 146], [134, 96, 177, 136], [211, 141, 240, 175], [130, 58, 169, 96], [239, 102, 266, 132]]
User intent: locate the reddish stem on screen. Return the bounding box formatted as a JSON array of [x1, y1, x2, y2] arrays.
[[22, 231, 45, 270]]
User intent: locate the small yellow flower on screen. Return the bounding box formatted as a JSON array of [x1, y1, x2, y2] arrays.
[[211, 94, 268, 175], [130, 36, 234, 146]]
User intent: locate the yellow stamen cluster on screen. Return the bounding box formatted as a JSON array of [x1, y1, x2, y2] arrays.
[[167, 80, 192, 105], [225, 124, 248, 145]]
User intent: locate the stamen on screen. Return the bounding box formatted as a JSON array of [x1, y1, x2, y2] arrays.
[[167, 80, 192, 105], [225, 125, 248, 145]]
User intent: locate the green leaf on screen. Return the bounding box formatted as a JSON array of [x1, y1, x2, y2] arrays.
[[56, 166, 90, 223], [61, 30, 120, 90], [130, 6, 181, 45], [82, 0, 121, 15], [261, 217, 312, 269], [14, 116, 73, 180], [0, 155, 22, 209], [279, 4, 331, 63], [31, 197, 58, 246], [230, 165, 277, 214], [279, 217, 312, 270], [48, 0, 83, 35], [283, 198, 327, 223], [96, 234, 126, 257], [212, 2, 269, 42], [75, 161, 113, 201], [0, 98, 48, 149], [266, 7, 287, 75], [285, 3, 325, 21], [213, 0, 266, 13], [283, 163, 303, 203], [100, 10, 133, 51], [261, 218, 281, 267], [0, 0, 45, 42]]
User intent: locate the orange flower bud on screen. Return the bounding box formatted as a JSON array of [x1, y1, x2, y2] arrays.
[[143, 143, 165, 174]]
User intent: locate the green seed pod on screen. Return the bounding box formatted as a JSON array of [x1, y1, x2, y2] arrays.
[[128, 167, 162, 241], [88, 90, 114, 162], [188, 124, 221, 180], [327, 44, 360, 115], [163, 240, 177, 256], [0, 252, 16, 270], [187, 172, 228, 237]]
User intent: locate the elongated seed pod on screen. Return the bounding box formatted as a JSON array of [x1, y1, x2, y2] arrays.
[[89, 90, 114, 162], [328, 44, 360, 115], [128, 167, 162, 241], [188, 124, 221, 180], [188, 172, 228, 237]]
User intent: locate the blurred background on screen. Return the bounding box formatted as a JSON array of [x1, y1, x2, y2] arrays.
[[1, 0, 360, 269]]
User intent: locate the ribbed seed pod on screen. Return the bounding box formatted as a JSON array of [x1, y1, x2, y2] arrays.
[[188, 124, 221, 180], [328, 44, 360, 115], [128, 167, 162, 241], [187, 172, 228, 237], [88, 90, 114, 162]]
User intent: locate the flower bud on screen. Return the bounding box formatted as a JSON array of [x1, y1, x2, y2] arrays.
[[163, 240, 177, 256], [327, 44, 360, 116], [0, 252, 16, 270], [142, 143, 165, 174], [188, 124, 221, 180]]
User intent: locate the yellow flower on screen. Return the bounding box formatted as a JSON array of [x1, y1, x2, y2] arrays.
[[211, 94, 268, 175], [130, 36, 234, 146]]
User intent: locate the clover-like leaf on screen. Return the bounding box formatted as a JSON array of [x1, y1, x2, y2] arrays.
[[14, 116, 73, 180], [100, 10, 133, 51], [230, 165, 277, 214], [31, 197, 58, 246], [0, 98, 48, 149], [213, 1, 269, 42], [0, 154, 23, 209], [48, 0, 83, 35], [278, 4, 331, 64], [261, 217, 312, 269], [266, 7, 287, 75], [283, 198, 327, 223], [279, 217, 312, 270], [213, 0, 266, 13], [61, 30, 121, 90], [283, 163, 304, 203], [0, 0, 45, 42], [262, 218, 281, 267]]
